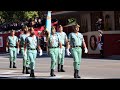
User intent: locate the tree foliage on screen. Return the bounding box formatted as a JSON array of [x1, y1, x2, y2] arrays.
[[0, 11, 44, 24]]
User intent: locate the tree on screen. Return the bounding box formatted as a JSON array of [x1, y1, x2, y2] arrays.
[[0, 11, 44, 24], [24, 11, 39, 20]]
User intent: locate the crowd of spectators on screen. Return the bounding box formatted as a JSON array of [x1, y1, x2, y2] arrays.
[[0, 17, 58, 32]]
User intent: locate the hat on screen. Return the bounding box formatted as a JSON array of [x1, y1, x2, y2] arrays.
[[59, 25, 62, 27], [73, 23, 80, 28], [64, 18, 77, 27], [11, 29, 15, 32], [98, 30, 103, 33]]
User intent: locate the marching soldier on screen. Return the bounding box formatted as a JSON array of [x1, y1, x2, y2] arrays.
[[19, 26, 30, 74], [6, 30, 19, 68], [66, 24, 88, 78], [24, 27, 42, 77], [57, 25, 68, 72], [47, 26, 62, 76]]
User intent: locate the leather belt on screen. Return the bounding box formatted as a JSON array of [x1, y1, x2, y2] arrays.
[[28, 48, 36, 50], [71, 46, 82, 48], [48, 46, 59, 48], [62, 44, 66, 47]]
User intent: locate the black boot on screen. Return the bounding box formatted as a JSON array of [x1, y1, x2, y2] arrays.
[[22, 66, 26, 74], [50, 69, 56, 77], [76, 70, 81, 78], [58, 64, 61, 72], [61, 65, 65, 72], [9, 61, 12, 68], [26, 67, 30, 74], [13, 62, 17, 68], [74, 69, 77, 78], [30, 69, 35, 77]]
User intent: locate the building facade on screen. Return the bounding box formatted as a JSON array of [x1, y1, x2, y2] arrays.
[[52, 11, 120, 57]]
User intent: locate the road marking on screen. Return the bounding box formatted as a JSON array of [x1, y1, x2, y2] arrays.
[[0, 70, 15, 74]]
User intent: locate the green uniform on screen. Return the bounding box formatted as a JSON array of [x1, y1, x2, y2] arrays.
[[48, 33, 60, 70], [68, 32, 84, 70], [57, 32, 67, 65], [7, 36, 18, 63], [25, 35, 38, 70], [19, 34, 30, 68]]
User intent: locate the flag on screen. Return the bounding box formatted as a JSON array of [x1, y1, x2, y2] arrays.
[[45, 11, 52, 36]]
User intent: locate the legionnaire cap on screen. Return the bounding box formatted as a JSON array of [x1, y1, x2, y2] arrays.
[[22, 26, 28, 31], [11, 29, 15, 32], [98, 30, 103, 33], [58, 25, 62, 28], [76, 24, 80, 27], [73, 23, 80, 28]]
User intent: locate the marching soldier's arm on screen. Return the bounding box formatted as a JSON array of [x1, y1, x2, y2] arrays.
[[66, 33, 71, 49], [24, 42, 27, 52], [24, 38, 28, 52], [17, 41, 19, 49], [66, 40, 70, 49], [66, 34, 71, 56], [6, 40, 9, 52], [65, 33, 69, 47], [37, 37, 42, 51], [16, 39, 20, 54], [82, 38, 88, 53], [18, 36, 21, 48], [82, 40, 87, 48], [58, 35, 62, 48], [6, 37, 9, 48], [46, 40, 49, 54], [38, 45, 42, 50], [49, 37, 53, 47], [6, 41, 9, 48], [59, 42, 62, 48]]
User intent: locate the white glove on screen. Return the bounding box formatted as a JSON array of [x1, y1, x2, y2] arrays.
[[66, 49, 71, 56], [59, 48, 63, 54], [84, 48, 88, 53], [6, 47, 8, 52], [39, 49, 42, 56], [17, 48, 20, 54]]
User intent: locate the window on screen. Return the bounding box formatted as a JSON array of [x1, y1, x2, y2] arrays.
[[114, 11, 120, 30]]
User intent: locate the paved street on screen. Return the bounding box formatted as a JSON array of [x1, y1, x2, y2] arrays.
[[0, 53, 120, 79]]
